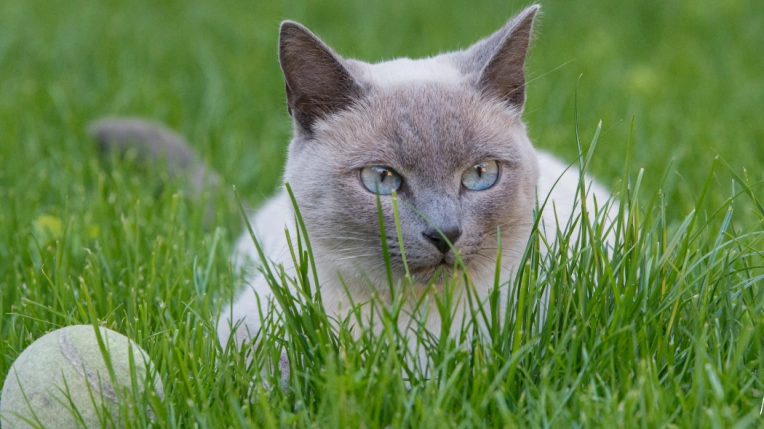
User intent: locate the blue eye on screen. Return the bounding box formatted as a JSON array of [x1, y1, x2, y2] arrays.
[[461, 160, 499, 190], [360, 166, 402, 195]]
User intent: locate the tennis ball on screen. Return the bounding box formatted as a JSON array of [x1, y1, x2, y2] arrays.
[[0, 325, 164, 429]]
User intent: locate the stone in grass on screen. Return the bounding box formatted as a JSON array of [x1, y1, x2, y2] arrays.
[[0, 325, 164, 428]]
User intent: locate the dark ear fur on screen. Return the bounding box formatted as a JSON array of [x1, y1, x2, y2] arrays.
[[473, 5, 539, 109], [279, 21, 363, 133]]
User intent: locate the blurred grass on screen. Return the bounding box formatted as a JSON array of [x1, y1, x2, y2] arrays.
[[1, 0, 763, 427], [1, 0, 762, 211]]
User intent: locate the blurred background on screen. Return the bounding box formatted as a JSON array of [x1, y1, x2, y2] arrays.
[[0, 0, 762, 221]]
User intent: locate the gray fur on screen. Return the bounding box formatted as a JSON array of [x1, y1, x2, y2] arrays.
[[88, 118, 221, 194], [279, 6, 541, 287], [285, 83, 537, 286]]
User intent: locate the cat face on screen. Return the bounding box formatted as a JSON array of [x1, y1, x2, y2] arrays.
[[281, 6, 540, 287]]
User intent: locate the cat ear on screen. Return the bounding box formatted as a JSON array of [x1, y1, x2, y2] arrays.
[[471, 5, 539, 109], [279, 21, 363, 132]]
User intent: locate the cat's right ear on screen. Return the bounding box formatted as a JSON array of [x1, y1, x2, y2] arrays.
[[279, 22, 363, 133], [467, 5, 540, 110]]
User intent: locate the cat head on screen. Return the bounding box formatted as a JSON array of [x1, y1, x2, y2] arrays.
[[280, 6, 541, 288]]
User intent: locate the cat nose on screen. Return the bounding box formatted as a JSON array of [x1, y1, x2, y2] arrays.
[[422, 225, 462, 254]]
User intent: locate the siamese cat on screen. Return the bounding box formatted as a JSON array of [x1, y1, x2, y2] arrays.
[[91, 4, 615, 356]]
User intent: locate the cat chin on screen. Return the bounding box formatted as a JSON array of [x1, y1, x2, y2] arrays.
[[410, 268, 455, 286], [328, 252, 477, 290], [406, 258, 476, 285]]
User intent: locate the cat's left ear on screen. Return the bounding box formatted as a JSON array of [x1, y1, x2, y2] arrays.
[[470, 5, 540, 110]]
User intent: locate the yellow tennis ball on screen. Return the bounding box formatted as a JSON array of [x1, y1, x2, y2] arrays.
[[0, 325, 164, 429]]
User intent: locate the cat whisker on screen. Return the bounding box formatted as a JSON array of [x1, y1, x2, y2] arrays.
[[334, 254, 383, 262], [314, 236, 378, 242], [476, 246, 525, 256], [471, 254, 518, 273], [312, 230, 379, 238]]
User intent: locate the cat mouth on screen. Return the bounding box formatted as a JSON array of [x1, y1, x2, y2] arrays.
[[432, 252, 463, 269], [393, 248, 472, 282], [407, 257, 457, 282]]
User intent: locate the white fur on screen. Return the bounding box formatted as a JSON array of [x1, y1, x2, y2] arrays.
[[354, 57, 463, 87], [536, 151, 617, 246]]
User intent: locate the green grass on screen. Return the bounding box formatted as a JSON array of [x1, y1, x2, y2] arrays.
[[1, 0, 764, 427]]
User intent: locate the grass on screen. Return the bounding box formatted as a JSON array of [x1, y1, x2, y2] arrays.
[[1, 0, 763, 427]]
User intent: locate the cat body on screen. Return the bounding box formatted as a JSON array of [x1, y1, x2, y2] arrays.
[[218, 5, 615, 348], [90, 5, 614, 353]]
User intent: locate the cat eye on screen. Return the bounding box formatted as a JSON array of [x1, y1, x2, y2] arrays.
[[360, 165, 402, 195], [461, 160, 499, 191]]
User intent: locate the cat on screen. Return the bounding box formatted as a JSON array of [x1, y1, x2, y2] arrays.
[[91, 4, 616, 357]]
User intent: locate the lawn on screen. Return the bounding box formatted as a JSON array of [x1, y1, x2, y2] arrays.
[[1, 0, 763, 427]]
